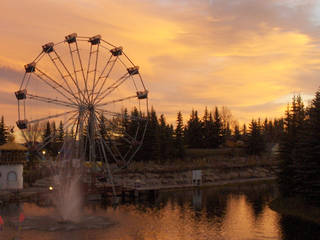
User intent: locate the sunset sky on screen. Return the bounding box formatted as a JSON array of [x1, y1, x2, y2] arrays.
[[1, 0, 320, 128]]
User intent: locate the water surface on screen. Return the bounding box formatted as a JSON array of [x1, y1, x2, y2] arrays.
[[1, 182, 319, 240]]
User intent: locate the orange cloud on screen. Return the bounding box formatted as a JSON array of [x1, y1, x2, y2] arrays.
[[1, 0, 320, 129]]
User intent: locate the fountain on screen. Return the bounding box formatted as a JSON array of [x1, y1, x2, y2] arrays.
[[12, 139, 114, 231]]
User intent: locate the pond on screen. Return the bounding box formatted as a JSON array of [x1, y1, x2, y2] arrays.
[[0, 182, 319, 240]]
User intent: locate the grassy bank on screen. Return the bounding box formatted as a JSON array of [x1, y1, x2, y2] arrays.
[[269, 197, 320, 225], [125, 148, 278, 174]]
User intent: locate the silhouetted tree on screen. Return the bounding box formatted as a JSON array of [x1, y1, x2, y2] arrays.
[[234, 124, 241, 141], [42, 121, 53, 155], [246, 119, 265, 155], [159, 114, 175, 160], [294, 91, 320, 204], [185, 110, 202, 148], [0, 116, 9, 145], [139, 107, 160, 161], [175, 111, 185, 158], [212, 107, 223, 148], [56, 121, 65, 142], [278, 95, 305, 197]]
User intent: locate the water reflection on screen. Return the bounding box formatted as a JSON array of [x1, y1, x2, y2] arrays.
[[0, 182, 318, 240]]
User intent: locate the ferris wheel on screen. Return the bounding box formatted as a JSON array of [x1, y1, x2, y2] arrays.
[[15, 33, 149, 169]]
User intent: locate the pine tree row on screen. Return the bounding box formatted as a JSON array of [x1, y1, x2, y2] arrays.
[[278, 92, 320, 205]]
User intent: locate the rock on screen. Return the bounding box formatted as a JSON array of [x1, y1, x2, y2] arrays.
[[239, 171, 251, 178], [161, 180, 169, 185]]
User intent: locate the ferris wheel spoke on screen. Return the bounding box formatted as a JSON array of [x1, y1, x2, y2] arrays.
[[66, 43, 87, 102], [46, 50, 81, 103], [97, 95, 137, 108], [86, 114, 97, 163], [101, 39, 116, 48], [118, 52, 147, 91], [65, 113, 79, 140], [98, 138, 116, 195], [92, 55, 118, 103], [95, 73, 130, 104], [27, 93, 78, 109], [35, 112, 78, 152], [96, 111, 137, 142], [34, 68, 78, 105], [74, 40, 88, 103], [122, 52, 136, 68], [28, 110, 77, 125], [90, 44, 100, 102], [19, 72, 28, 90], [96, 108, 145, 122], [97, 125, 124, 167], [33, 52, 45, 64], [85, 36, 102, 101], [95, 111, 136, 147]]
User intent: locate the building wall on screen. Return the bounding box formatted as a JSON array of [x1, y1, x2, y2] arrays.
[[0, 165, 23, 190]]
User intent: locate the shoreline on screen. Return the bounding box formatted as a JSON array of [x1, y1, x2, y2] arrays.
[[0, 176, 276, 204], [135, 176, 276, 192]]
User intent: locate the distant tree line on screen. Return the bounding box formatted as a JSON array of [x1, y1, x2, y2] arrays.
[[278, 92, 320, 205], [0, 105, 285, 162]]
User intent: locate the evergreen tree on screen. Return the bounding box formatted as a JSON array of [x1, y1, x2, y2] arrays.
[[96, 113, 110, 162], [278, 95, 305, 197], [175, 111, 185, 158], [222, 122, 232, 142], [42, 121, 52, 154], [56, 121, 65, 142], [273, 118, 284, 141], [242, 124, 247, 138], [246, 119, 265, 155], [234, 124, 241, 141], [185, 110, 202, 148], [159, 114, 175, 160], [98, 114, 108, 141], [122, 108, 130, 134], [51, 121, 57, 142], [139, 107, 160, 161], [206, 112, 216, 148], [167, 124, 175, 158], [127, 107, 140, 140], [212, 107, 223, 148], [294, 91, 320, 204], [202, 107, 210, 148], [0, 116, 9, 145]]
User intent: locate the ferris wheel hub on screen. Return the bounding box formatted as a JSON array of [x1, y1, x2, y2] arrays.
[[87, 104, 95, 111]]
